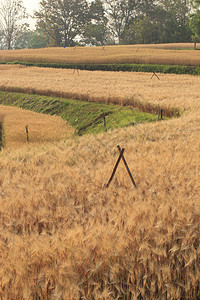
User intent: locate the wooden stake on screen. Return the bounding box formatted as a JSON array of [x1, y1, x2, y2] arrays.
[[25, 125, 29, 143], [73, 68, 79, 75], [106, 148, 125, 188], [158, 109, 163, 120], [151, 72, 160, 80], [117, 145, 137, 189], [103, 113, 107, 132], [160, 109, 163, 120]]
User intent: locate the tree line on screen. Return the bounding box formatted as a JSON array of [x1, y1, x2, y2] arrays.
[[1, 0, 200, 49]]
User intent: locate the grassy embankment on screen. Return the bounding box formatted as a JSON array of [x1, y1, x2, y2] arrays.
[[0, 91, 158, 137]]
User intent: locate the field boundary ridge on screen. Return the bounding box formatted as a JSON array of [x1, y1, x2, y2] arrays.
[[1, 61, 200, 76], [0, 91, 175, 137], [0, 87, 181, 120]]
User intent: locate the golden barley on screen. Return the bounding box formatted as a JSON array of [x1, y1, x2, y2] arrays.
[[0, 54, 199, 298], [0, 105, 74, 148], [0, 44, 200, 65], [0, 65, 200, 112]]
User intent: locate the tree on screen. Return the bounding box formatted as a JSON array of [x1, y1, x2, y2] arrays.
[[189, 0, 200, 47], [189, 10, 200, 46], [158, 0, 192, 43], [121, 0, 192, 45], [0, 0, 28, 49], [15, 28, 31, 49], [28, 28, 49, 49], [190, 0, 200, 7], [130, 0, 164, 44], [35, 0, 90, 47], [104, 0, 139, 44], [82, 0, 108, 46], [15, 28, 49, 49]]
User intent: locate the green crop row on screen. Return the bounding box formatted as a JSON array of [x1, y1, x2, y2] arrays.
[[1, 60, 200, 75]]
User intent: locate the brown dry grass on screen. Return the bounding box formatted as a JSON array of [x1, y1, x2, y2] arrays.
[[0, 105, 74, 148], [0, 64, 199, 112], [0, 44, 200, 65], [0, 63, 199, 298], [0, 111, 199, 298]]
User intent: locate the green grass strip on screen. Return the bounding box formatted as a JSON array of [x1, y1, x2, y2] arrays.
[[0, 91, 159, 136], [1, 60, 200, 76]]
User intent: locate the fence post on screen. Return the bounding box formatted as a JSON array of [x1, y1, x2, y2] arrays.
[[151, 72, 160, 80], [25, 125, 29, 143], [158, 109, 163, 120], [103, 113, 107, 132], [106, 148, 125, 188], [117, 145, 137, 189]]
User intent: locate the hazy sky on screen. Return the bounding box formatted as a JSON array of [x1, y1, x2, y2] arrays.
[[23, 0, 40, 27], [23, 0, 40, 13]]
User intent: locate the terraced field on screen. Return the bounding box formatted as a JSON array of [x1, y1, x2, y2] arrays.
[[0, 105, 74, 148], [0, 44, 199, 299], [0, 44, 200, 65], [0, 64, 199, 112]]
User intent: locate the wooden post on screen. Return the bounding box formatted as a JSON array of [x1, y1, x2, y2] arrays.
[[151, 72, 160, 80], [25, 125, 29, 143], [73, 67, 79, 75], [160, 109, 163, 120], [158, 109, 163, 120], [106, 148, 125, 188], [117, 145, 137, 189], [103, 113, 107, 132]]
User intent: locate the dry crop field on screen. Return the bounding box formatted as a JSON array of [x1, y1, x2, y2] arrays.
[[0, 59, 199, 297], [0, 105, 74, 148], [0, 43, 200, 65], [0, 111, 199, 298], [0, 64, 200, 112]]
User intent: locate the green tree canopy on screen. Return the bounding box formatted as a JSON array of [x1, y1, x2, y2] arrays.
[[34, 0, 89, 47], [82, 0, 108, 46], [33, 0, 194, 47], [15, 28, 49, 49]]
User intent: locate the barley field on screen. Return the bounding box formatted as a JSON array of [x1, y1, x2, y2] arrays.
[[0, 64, 199, 112], [0, 111, 199, 298], [0, 43, 200, 65], [0, 58, 199, 298], [0, 105, 74, 148]]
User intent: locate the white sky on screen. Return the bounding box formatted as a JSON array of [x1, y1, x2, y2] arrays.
[[23, 0, 40, 28]]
